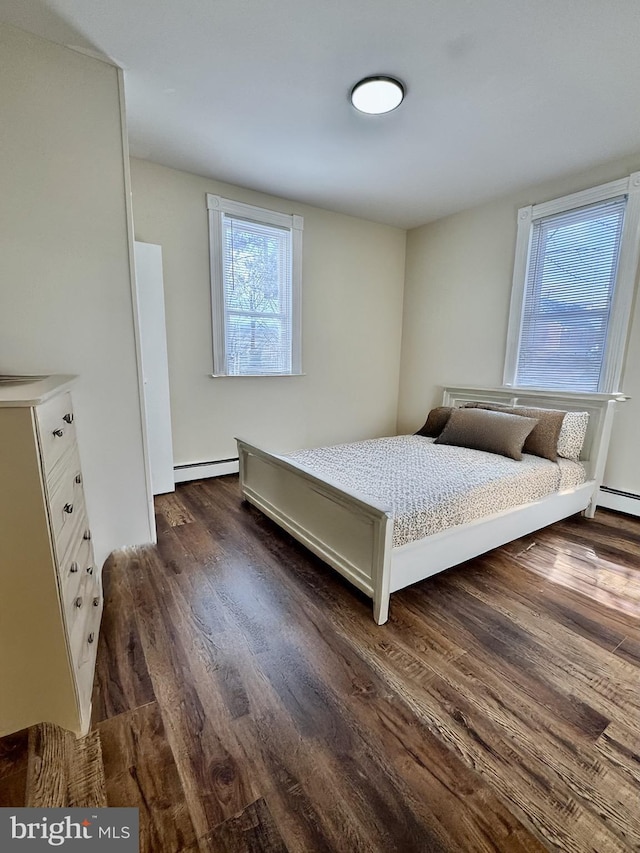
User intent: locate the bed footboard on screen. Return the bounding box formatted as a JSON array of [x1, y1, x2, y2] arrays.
[[237, 439, 394, 623]]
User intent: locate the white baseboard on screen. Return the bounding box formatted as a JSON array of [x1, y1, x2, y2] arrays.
[[597, 487, 640, 517], [174, 458, 239, 483]]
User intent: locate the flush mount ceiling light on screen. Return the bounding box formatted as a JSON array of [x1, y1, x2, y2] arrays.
[[350, 76, 405, 115]]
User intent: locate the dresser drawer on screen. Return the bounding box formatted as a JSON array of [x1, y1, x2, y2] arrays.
[[60, 541, 98, 631], [75, 627, 100, 716], [48, 454, 87, 560], [69, 584, 102, 671], [58, 535, 94, 595], [36, 393, 76, 477], [64, 570, 91, 637]]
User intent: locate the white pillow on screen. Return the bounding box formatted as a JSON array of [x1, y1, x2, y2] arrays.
[[557, 411, 589, 460]]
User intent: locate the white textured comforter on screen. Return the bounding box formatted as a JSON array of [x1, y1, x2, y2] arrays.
[[288, 435, 586, 548]]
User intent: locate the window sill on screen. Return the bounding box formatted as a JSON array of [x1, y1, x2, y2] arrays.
[[209, 373, 306, 378]]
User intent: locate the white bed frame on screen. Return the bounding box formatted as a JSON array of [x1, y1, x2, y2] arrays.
[[237, 386, 622, 624]]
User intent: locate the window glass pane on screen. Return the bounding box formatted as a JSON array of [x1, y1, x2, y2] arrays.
[[516, 197, 626, 391], [222, 214, 292, 375], [226, 315, 290, 375]]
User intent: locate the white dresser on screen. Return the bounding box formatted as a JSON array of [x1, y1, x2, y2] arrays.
[[0, 375, 102, 736]]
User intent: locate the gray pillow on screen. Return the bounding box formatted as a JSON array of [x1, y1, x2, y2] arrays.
[[415, 406, 453, 438], [464, 402, 564, 461], [434, 407, 539, 461]]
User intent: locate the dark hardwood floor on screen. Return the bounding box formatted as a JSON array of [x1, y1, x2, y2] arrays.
[[2, 475, 640, 852]]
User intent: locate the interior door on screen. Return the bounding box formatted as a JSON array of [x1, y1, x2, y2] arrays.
[[134, 241, 175, 495]]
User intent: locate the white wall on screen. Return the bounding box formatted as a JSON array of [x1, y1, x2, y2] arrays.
[[0, 24, 152, 565], [130, 159, 406, 463], [398, 152, 640, 496]]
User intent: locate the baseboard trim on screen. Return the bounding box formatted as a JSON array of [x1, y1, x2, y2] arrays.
[[174, 458, 239, 483], [597, 486, 640, 517]]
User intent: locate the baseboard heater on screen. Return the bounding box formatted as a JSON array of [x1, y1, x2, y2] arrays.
[[174, 457, 239, 484], [597, 485, 640, 518]]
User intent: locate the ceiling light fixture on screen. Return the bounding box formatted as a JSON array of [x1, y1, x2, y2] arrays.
[[350, 76, 405, 115]]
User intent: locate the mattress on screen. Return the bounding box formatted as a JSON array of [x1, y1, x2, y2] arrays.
[[287, 435, 587, 548]]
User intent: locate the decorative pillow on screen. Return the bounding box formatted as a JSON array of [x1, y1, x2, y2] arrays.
[[415, 406, 453, 438], [557, 411, 589, 460], [464, 401, 508, 408], [434, 407, 539, 460], [464, 403, 565, 462]]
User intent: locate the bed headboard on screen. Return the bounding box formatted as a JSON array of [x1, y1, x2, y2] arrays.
[[441, 385, 625, 485]]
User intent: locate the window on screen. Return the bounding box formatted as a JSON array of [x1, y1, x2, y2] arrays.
[[207, 194, 303, 376], [504, 173, 640, 393]]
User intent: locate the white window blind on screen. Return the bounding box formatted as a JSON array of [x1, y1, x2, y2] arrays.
[[505, 173, 640, 393], [222, 215, 293, 375], [207, 195, 302, 377], [515, 197, 626, 392]]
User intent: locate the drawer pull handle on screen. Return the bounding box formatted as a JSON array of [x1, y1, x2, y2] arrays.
[[74, 596, 83, 608], [93, 597, 100, 607], [69, 562, 79, 574], [63, 413, 74, 424], [52, 428, 64, 438], [86, 566, 93, 575], [87, 633, 95, 644], [83, 529, 91, 541], [75, 474, 82, 485], [63, 503, 74, 514]]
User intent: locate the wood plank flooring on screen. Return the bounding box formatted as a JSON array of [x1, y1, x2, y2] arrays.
[[0, 722, 107, 809], [1, 475, 639, 852]]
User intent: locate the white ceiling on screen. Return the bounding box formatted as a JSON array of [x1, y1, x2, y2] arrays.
[[3, 0, 640, 228]]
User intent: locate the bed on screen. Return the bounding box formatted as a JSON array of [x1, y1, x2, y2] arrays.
[[236, 386, 622, 624]]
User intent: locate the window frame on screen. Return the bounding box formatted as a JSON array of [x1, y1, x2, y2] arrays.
[[504, 172, 640, 393], [207, 193, 303, 377]]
